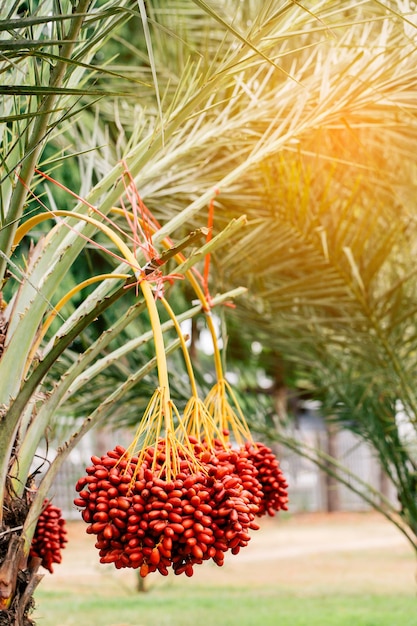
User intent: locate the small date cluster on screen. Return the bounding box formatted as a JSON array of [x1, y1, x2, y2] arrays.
[[243, 441, 288, 516], [29, 500, 68, 573], [74, 439, 288, 577]]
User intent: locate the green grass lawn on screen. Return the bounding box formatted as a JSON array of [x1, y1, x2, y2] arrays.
[[34, 586, 417, 626]]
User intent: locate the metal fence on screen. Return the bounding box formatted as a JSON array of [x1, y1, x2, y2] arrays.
[[280, 426, 396, 513]]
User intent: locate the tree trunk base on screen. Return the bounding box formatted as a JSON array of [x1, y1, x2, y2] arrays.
[[1, 496, 43, 626]]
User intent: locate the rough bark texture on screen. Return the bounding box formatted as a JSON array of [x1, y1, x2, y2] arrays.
[[0, 496, 42, 625]]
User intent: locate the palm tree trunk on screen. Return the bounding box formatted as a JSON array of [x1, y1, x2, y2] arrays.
[[324, 421, 340, 513], [0, 530, 42, 625]]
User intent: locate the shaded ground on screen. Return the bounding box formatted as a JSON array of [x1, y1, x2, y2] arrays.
[[40, 512, 416, 596]]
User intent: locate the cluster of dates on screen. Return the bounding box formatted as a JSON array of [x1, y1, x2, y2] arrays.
[[242, 441, 289, 517], [29, 500, 68, 573], [74, 438, 288, 577]]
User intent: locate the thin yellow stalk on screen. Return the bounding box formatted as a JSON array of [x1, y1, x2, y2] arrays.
[[182, 258, 252, 444], [25, 273, 129, 373], [184, 272, 225, 382], [13, 211, 135, 267], [110, 207, 225, 378], [139, 281, 171, 430], [123, 390, 163, 457], [160, 296, 226, 449], [171, 244, 251, 443], [160, 297, 198, 398], [182, 396, 227, 447], [14, 209, 172, 431]]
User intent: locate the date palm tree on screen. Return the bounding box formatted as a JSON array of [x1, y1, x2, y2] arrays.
[[1, 0, 417, 623]]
